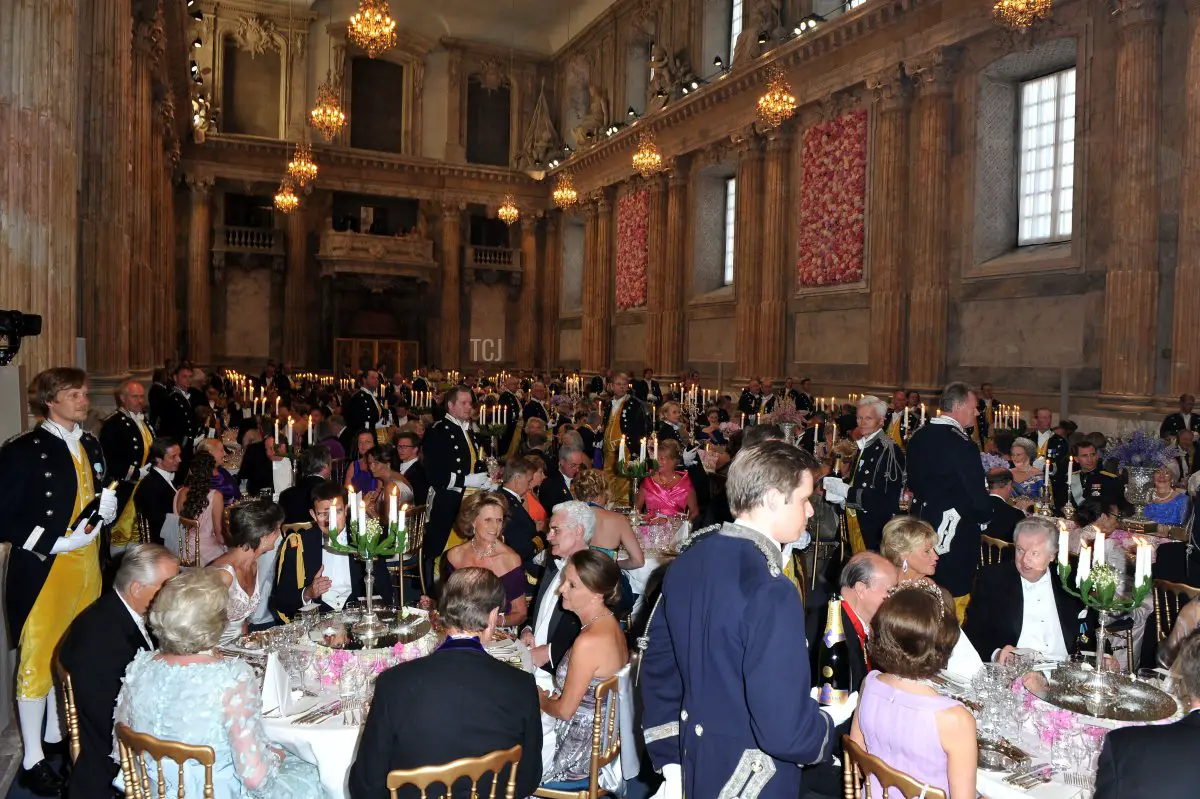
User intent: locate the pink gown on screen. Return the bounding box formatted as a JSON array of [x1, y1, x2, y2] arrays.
[[642, 472, 693, 517]]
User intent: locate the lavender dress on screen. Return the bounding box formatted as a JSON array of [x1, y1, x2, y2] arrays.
[[856, 671, 962, 798]]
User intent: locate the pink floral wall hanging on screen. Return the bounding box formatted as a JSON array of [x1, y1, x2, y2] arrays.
[[615, 188, 649, 310], [796, 109, 868, 288]]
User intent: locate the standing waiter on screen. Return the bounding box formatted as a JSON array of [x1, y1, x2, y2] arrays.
[[822, 395, 905, 553], [99, 377, 154, 520], [155, 364, 198, 473], [422, 386, 492, 590], [0, 368, 117, 795], [906, 382, 994, 623]]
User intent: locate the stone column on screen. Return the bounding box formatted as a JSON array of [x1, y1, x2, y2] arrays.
[[660, 165, 689, 376], [734, 133, 764, 381], [185, 176, 214, 364], [440, 203, 463, 366], [866, 65, 911, 391], [515, 216, 541, 369], [593, 192, 615, 370], [541, 215, 562, 367], [581, 200, 600, 373], [1101, 0, 1162, 405], [904, 49, 956, 391], [444, 49, 465, 163], [758, 130, 793, 381], [283, 209, 309, 367], [79, 0, 133, 375], [128, 8, 157, 371], [0, 0, 80, 377], [643, 175, 669, 370], [1174, 0, 1200, 395], [153, 98, 179, 366]]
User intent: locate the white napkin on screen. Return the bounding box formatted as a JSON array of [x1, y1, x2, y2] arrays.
[[944, 629, 985, 682], [261, 653, 298, 716]]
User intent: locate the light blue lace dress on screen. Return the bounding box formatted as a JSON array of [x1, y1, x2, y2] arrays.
[[115, 651, 325, 799]]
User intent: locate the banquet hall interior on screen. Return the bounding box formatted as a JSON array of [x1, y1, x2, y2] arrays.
[[3, 0, 1200, 796]]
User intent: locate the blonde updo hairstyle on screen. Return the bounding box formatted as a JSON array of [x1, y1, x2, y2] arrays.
[[880, 516, 937, 569], [572, 468, 610, 505], [148, 569, 229, 655], [656, 438, 682, 468]]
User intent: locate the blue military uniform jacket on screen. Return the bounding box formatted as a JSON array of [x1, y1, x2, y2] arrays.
[[640, 522, 834, 798]]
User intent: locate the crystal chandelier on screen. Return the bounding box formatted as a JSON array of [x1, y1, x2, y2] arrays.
[[756, 65, 797, 130], [991, 0, 1053, 30], [498, 194, 520, 226], [631, 131, 663, 178], [274, 177, 299, 214], [287, 141, 318, 188], [348, 0, 397, 58], [553, 172, 578, 210], [310, 72, 346, 142]]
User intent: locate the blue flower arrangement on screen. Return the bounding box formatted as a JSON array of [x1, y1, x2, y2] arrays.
[[1104, 429, 1181, 470]]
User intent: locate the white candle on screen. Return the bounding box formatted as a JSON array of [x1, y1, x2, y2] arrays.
[[360, 497, 367, 527], [740, 412, 745, 427], [273, 418, 279, 441], [1058, 527, 1070, 564], [328, 499, 338, 534], [307, 414, 313, 445], [639, 437, 647, 462], [619, 435, 626, 463], [1077, 544, 1091, 586], [653, 435, 659, 461], [920, 403, 926, 426], [275, 397, 280, 415], [388, 485, 398, 529], [287, 417, 294, 447], [1094, 530, 1106, 567], [399, 503, 408, 532], [347, 491, 357, 528], [831, 423, 838, 446]]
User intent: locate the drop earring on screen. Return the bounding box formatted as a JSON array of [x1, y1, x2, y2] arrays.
[[901, 559, 909, 573]]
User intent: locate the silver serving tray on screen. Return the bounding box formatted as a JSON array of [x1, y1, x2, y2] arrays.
[[1022, 664, 1178, 722]]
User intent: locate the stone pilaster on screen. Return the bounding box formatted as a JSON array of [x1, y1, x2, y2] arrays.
[[440, 203, 463, 366], [541, 215, 562, 367], [1101, 0, 1162, 405], [904, 49, 956, 391], [660, 165, 689, 376], [593, 193, 614, 370], [282, 209, 309, 367], [0, 0, 80, 377], [643, 175, 669, 370], [79, 0, 133, 375], [734, 133, 764, 381], [1173, 0, 1200, 396], [129, 7, 157, 371], [581, 201, 600, 373], [152, 93, 179, 366], [444, 49, 465, 163], [185, 176, 214, 363], [866, 65, 911, 391], [515, 216, 540, 369], [758, 130, 793, 381]]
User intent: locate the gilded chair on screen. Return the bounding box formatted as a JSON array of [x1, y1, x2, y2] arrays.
[[116, 722, 216, 799], [842, 735, 948, 799], [386, 744, 522, 799], [177, 517, 202, 568], [330, 457, 349, 487], [387, 502, 427, 596], [979, 535, 1014, 567], [53, 649, 80, 763], [1153, 579, 1200, 641], [135, 513, 153, 545], [534, 675, 621, 799]]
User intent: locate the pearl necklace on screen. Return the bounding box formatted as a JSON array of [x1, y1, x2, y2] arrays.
[[470, 539, 498, 558]]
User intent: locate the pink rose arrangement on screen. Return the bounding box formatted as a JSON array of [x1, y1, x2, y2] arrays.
[[615, 189, 649, 310], [796, 109, 868, 288]]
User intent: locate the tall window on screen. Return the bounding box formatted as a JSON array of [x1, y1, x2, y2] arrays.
[[1017, 68, 1075, 245], [723, 178, 737, 285], [729, 0, 743, 59]]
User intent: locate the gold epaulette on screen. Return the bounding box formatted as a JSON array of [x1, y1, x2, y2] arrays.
[[1100, 471, 1118, 478]]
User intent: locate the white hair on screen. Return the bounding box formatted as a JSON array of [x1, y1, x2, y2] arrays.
[[1014, 516, 1058, 553], [857, 395, 888, 422], [551, 500, 595, 543], [114, 543, 177, 595]]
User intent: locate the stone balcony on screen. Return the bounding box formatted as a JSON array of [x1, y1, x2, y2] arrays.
[[464, 245, 523, 296], [316, 228, 438, 291]]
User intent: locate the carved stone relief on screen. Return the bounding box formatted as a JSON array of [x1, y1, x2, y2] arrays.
[[230, 14, 280, 58]]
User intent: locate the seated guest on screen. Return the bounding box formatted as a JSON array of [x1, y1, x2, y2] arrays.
[[634, 440, 698, 521], [539, 550, 629, 786], [1157, 597, 1200, 668], [350, 568, 542, 798], [207, 499, 283, 644], [963, 516, 1094, 664], [1096, 629, 1200, 799], [116, 570, 323, 798], [572, 469, 645, 572], [433, 492, 529, 628], [59, 545, 179, 799], [540, 443, 585, 511], [1159, 393, 1199, 439], [695, 407, 726, 446], [239, 432, 285, 496], [198, 438, 241, 505], [524, 431, 558, 483], [1145, 463, 1188, 525], [498, 456, 541, 571], [173, 450, 226, 566], [985, 468, 1027, 543], [851, 581, 977, 799], [272, 482, 395, 621], [278, 444, 330, 524], [1074, 499, 1119, 544], [363, 445, 414, 516], [316, 418, 347, 461], [345, 430, 378, 494], [524, 456, 549, 534], [521, 502, 594, 686], [1007, 437, 1044, 509], [1177, 429, 1198, 482], [393, 430, 429, 504], [881, 516, 984, 678], [805, 552, 898, 693], [134, 437, 181, 544], [699, 424, 784, 529]]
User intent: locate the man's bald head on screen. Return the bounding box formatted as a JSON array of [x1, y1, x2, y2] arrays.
[[839, 551, 899, 623]]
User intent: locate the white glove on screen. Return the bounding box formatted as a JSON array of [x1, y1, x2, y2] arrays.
[[464, 472, 492, 489], [98, 487, 119, 525], [51, 519, 101, 554], [810, 687, 859, 727], [822, 477, 850, 505], [681, 447, 699, 467], [651, 764, 683, 799], [138, 462, 152, 479]]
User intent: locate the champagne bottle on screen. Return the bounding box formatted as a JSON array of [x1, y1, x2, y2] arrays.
[[817, 597, 852, 706]]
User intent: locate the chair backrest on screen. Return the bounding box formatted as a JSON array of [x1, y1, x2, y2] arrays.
[[841, 735, 948, 799], [330, 457, 349, 487], [1153, 579, 1200, 641], [386, 744, 522, 799], [585, 675, 622, 794], [403, 503, 426, 559], [116, 722, 217, 799], [979, 535, 1014, 567], [135, 513, 153, 545], [53, 650, 80, 763], [177, 517, 201, 568]]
